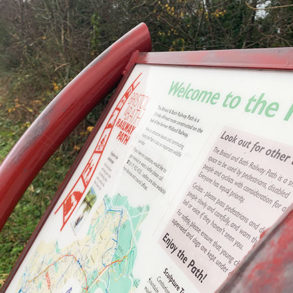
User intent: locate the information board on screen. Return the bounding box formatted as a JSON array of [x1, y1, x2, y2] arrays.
[[4, 54, 293, 292]]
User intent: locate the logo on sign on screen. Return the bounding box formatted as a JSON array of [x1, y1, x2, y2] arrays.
[[55, 73, 143, 230]]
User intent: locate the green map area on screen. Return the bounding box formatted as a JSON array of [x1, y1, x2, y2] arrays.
[[17, 192, 149, 293]]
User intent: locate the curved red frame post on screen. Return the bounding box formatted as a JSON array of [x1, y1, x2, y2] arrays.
[[0, 23, 151, 231], [136, 47, 293, 70], [217, 209, 293, 293]]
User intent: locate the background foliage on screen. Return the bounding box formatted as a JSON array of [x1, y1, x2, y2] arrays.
[[0, 0, 292, 287]]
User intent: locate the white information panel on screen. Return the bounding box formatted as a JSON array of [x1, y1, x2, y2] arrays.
[[6, 64, 293, 293]]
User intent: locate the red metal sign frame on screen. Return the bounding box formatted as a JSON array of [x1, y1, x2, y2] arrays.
[[1, 36, 293, 292]]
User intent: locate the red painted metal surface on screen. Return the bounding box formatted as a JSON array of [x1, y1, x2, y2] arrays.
[[0, 22, 151, 232], [217, 206, 293, 292], [137, 47, 293, 70]]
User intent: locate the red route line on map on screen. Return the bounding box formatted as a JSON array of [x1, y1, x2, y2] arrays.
[[55, 73, 142, 231], [88, 255, 128, 288], [27, 254, 89, 292], [26, 253, 128, 292]]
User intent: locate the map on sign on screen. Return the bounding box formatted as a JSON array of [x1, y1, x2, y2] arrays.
[[5, 59, 293, 293], [18, 190, 149, 292]]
